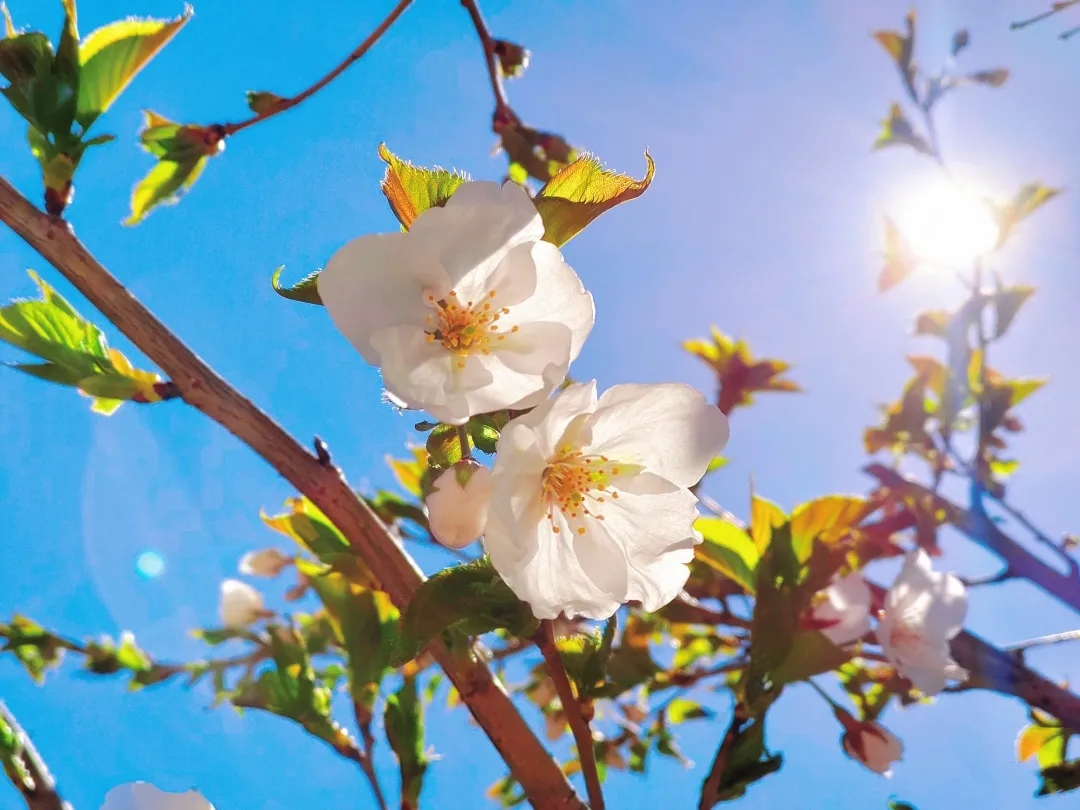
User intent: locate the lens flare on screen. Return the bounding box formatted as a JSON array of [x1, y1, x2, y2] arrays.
[[893, 178, 999, 268], [135, 549, 166, 579]]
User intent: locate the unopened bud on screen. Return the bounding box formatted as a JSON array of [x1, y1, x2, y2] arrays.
[[219, 579, 270, 628], [837, 711, 903, 776], [239, 548, 293, 578], [426, 461, 493, 550], [493, 39, 530, 79]]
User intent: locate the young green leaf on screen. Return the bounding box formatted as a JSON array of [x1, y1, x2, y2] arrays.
[[533, 153, 654, 247], [232, 626, 356, 756], [994, 183, 1062, 247], [246, 89, 286, 116], [745, 522, 801, 712], [0, 271, 166, 412], [76, 7, 192, 130], [701, 715, 784, 806], [378, 143, 469, 229], [391, 558, 538, 666], [385, 677, 429, 810], [270, 266, 323, 305], [303, 563, 399, 711], [694, 517, 759, 594], [126, 154, 208, 224], [873, 103, 932, 156]]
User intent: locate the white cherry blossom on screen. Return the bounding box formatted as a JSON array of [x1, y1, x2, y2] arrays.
[[841, 720, 904, 776], [218, 579, 268, 629], [877, 549, 969, 695], [101, 782, 214, 810], [426, 461, 493, 550], [806, 573, 872, 646], [483, 380, 729, 620], [318, 181, 594, 424]]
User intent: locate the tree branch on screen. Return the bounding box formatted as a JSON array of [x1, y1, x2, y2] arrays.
[[0, 175, 584, 810], [0, 702, 69, 810], [698, 707, 747, 810], [460, 0, 513, 124], [865, 464, 1080, 614], [535, 621, 604, 810], [220, 0, 416, 136]]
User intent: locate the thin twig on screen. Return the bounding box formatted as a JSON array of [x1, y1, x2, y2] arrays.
[[1004, 628, 1080, 654], [698, 707, 747, 810], [460, 0, 513, 123], [353, 701, 390, 810], [1011, 0, 1080, 31], [535, 620, 605, 810], [220, 0, 415, 136], [0, 175, 585, 810], [0, 702, 69, 810]]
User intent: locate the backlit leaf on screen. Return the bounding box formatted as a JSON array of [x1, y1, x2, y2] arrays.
[[873, 104, 932, 157], [270, 266, 322, 305], [385, 677, 429, 810], [0, 271, 163, 412], [76, 7, 192, 130], [533, 152, 654, 246], [378, 143, 468, 229], [994, 184, 1061, 248], [695, 517, 759, 593], [126, 155, 208, 225], [879, 216, 917, 291]]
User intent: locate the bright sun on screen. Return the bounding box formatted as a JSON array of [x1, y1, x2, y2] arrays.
[[893, 178, 1000, 269]]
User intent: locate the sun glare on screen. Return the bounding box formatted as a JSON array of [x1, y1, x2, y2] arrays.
[[893, 178, 1000, 269]]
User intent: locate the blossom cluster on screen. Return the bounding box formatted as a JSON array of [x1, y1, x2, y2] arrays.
[[317, 180, 730, 620]]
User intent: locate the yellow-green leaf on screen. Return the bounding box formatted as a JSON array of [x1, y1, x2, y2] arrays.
[[879, 216, 917, 291], [378, 143, 468, 229], [750, 493, 786, 554], [533, 153, 654, 247], [271, 266, 322, 306], [790, 495, 869, 561], [695, 517, 759, 593], [1017, 724, 1064, 764], [0, 271, 163, 412], [125, 155, 208, 225], [873, 103, 932, 156], [76, 7, 192, 130], [995, 183, 1062, 248]]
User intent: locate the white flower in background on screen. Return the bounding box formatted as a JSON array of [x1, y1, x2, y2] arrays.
[[218, 579, 268, 628], [101, 782, 214, 810], [484, 381, 729, 620], [238, 548, 292, 578], [426, 461, 493, 550], [806, 573, 872, 645], [318, 181, 594, 425], [877, 549, 969, 695], [840, 720, 904, 776]]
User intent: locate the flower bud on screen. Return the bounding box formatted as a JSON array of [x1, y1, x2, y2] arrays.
[[493, 39, 531, 78], [836, 709, 903, 776], [219, 579, 268, 628], [426, 461, 493, 550], [238, 548, 292, 578]]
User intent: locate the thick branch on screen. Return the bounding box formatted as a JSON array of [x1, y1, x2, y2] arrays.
[[865, 464, 1080, 614], [0, 175, 584, 810], [0, 702, 69, 810], [221, 0, 415, 136]]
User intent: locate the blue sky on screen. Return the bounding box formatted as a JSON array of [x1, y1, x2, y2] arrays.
[[2, 1, 1080, 808]]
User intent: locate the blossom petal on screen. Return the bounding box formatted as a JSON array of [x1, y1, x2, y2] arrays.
[[886, 550, 968, 642], [370, 325, 492, 424], [587, 383, 729, 487], [102, 782, 215, 810], [318, 233, 450, 365], [407, 181, 544, 293], [593, 475, 699, 611], [503, 241, 595, 362], [816, 574, 872, 645], [503, 381, 599, 459], [488, 506, 621, 620], [464, 321, 574, 415]]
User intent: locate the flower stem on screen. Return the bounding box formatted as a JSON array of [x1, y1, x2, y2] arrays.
[[353, 701, 391, 810], [457, 424, 473, 460], [220, 0, 415, 136], [535, 620, 605, 810]]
